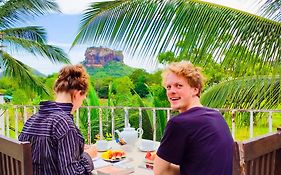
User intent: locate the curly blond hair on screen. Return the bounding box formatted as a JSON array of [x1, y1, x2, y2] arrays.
[[161, 61, 205, 97]]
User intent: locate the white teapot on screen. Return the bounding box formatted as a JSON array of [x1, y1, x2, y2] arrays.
[[115, 126, 143, 145]]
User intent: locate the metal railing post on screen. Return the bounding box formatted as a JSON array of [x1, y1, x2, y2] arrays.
[[111, 107, 115, 141], [23, 106, 27, 123], [250, 111, 254, 138], [6, 109, 9, 137], [14, 107, 18, 138], [231, 110, 236, 139], [76, 109, 79, 129], [124, 108, 129, 127], [99, 108, 103, 140], [33, 106, 37, 114], [167, 109, 170, 121], [87, 106, 91, 144], [268, 111, 272, 132], [139, 108, 142, 130], [153, 109, 156, 142]]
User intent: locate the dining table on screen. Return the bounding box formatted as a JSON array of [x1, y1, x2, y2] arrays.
[[91, 139, 160, 175]]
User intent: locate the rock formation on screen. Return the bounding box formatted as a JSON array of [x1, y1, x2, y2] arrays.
[[84, 47, 124, 68]]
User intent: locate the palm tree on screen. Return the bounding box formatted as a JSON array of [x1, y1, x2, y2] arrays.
[[72, 0, 280, 70], [72, 0, 280, 109], [0, 0, 70, 94]]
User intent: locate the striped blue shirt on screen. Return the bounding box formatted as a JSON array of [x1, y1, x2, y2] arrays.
[[19, 101, 94, 175]]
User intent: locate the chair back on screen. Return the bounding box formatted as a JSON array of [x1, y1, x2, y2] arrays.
[[0, 135, 32, 175], [233, 128, 281, 175]]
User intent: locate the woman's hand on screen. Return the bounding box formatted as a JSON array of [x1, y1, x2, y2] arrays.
[[84, 144, 97, 158]]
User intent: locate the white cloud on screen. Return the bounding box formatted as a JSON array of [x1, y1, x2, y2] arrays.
[[56, 0, 110, 14]]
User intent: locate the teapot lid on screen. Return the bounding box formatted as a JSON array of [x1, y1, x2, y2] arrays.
[[123, 123, 135, 131], [123, 127, 135, 131]]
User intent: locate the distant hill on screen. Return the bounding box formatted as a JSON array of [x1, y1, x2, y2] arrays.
[[86, 60, 136, 78], [0, 68, 45, 78], [32, 69, 46, 77]]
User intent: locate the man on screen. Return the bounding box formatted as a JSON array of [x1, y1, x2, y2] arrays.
[[154, 61, 233, 175]]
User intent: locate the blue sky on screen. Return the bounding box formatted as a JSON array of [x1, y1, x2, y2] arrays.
[[15, 0, 261, 75]]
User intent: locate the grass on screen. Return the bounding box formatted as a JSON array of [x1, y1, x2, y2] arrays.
[[233, 112, 281, 141]]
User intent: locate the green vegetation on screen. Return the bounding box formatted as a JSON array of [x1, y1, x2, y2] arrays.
[[1, 0, 281, 142], [0, 0, 69, 95], [86, 61, 136, 78], [1, 60, 280, 142]]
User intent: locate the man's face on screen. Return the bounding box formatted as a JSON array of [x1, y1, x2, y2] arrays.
[[164, 72, 198, 113]]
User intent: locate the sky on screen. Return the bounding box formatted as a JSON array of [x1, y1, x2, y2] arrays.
[[13, 0, 263, 75]]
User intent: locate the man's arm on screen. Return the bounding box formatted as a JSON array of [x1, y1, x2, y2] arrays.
[[154, 154, 180, 175]]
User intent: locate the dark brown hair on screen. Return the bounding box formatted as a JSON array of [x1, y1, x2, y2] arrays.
[[54, 64, 89, 95]]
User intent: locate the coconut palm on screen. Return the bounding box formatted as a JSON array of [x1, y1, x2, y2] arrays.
[[0, 0, 69, 94], [72, 0, 280, 71], [201, 76, 281, 109], [72, 0, 281, 109]]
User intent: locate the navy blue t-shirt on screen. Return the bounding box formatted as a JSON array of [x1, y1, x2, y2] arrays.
[[157, 107, 233, 175]]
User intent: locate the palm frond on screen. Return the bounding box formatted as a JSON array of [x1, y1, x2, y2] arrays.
[[72, 0, 130, 48], [0, 50, 49, 94], [0, 0, 59, 28], [201, 76, 281, 109], [2, 36, 69, 63], [259, 0, 281, 21], [1, 26, 47, 43], [74, 0, 281, 71]]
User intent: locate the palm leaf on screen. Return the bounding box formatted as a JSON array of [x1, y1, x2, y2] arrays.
[[1, 26, 47, 43], [201, 76, 281, 109], [259, 0, 281, 21], [2, 36, 69, 63], [0, 50, 49, 94], [0, 0, 68, 95], [0, 0, 59, 28], [73, 0, 281, 72], [132, 88, 153, 140]]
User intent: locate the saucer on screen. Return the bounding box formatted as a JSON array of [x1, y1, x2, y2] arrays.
[[97, 146, 112, 152], [138, 145, 157, 152]]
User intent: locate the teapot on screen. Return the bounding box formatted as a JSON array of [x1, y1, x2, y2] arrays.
[[115, 126, 143, 145]]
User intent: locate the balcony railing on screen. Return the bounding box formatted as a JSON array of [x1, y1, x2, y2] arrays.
[[1, 105, 281, 142]]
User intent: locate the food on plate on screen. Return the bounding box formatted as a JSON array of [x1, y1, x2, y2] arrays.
[[101, 150, 126, 160], [145, 151, 156, 163]]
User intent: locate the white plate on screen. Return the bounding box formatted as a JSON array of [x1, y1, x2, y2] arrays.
[[97, 146, 112, 152], [102, 157, 126, 163], [137, 145, 157, 152]]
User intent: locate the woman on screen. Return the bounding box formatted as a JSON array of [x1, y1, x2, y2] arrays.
[[19, 64, 97, 175]]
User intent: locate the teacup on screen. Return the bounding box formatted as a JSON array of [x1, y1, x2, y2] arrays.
[[139, 140, 155, 151], [96, 140, 109, 151]]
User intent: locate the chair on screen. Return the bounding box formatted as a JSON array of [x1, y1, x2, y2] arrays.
[[0, 135, 32, 175], [233, 127, 281, 175]]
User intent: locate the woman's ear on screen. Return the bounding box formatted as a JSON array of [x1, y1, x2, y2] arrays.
[[72, 90, 80, 99]]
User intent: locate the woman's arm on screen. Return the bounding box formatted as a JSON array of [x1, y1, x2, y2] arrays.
[[58, 130, 94, 174]]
